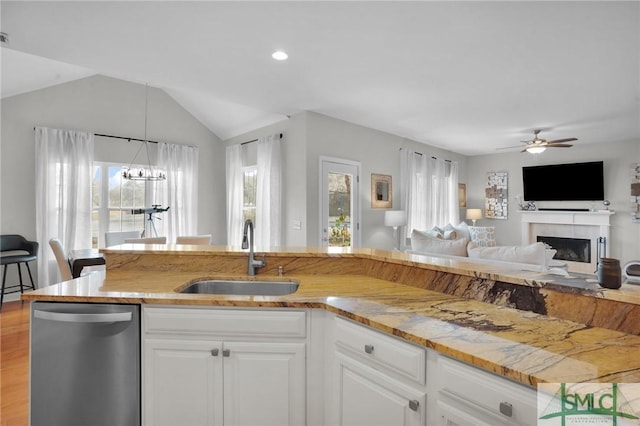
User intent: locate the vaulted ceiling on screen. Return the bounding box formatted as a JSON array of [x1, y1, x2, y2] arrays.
[[2, 1, 638, 156]]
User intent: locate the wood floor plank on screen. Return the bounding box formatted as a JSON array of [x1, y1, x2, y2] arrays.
[[1, 301, 30, 426]]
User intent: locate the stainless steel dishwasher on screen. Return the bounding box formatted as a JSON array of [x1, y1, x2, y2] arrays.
[[30, 302, 140, 426]]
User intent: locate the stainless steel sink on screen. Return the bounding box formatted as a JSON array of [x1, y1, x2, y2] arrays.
[[179, 280, 299, 296]]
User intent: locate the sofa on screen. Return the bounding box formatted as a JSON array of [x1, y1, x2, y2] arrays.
[[406, 222, 563, 274]]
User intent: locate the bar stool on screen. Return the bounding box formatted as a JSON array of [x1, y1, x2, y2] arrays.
[[0, 234, 38, 310]]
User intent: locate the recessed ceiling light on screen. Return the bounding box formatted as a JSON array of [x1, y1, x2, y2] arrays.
[[272, 51, 288, 61]]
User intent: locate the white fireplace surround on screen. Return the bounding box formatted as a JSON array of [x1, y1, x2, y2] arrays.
[[520, 210, 614, 274]]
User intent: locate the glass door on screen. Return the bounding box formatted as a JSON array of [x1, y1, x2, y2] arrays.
[[320, 157, 360, 248]]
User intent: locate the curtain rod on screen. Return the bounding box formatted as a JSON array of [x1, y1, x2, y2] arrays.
[[240, 133, 283, 146], [399, 148, 451, 163], [94, 133, 160, 145], [94, 133, 197, 148], [34, 128, 161, 145]]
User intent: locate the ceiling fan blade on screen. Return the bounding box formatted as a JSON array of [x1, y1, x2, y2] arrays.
[[497, 145, 526, 150], [546, 143, 573, 148], [546, 138, 578, 144]]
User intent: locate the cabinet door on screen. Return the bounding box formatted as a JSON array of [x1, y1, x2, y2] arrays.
[[222, 341, 306, 426], [438, 398, 508, 426], [144, 339, 223, 426], [336, 354, 425, 426]]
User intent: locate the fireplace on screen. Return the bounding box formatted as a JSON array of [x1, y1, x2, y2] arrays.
[[536, 236, 590, 263], [520, 210, 613, 274]]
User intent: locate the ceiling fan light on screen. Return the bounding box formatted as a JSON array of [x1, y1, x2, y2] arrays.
[[272, 50, 288, 61], [526, 146, 546, 154]]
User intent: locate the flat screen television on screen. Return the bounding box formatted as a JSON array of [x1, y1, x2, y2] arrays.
[[522, 161, 604, 201]]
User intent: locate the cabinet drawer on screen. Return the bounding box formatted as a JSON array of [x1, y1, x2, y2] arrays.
[[438, 356, 537, 426], [334, 317, 426, 385], [144, 306, 307, 338]]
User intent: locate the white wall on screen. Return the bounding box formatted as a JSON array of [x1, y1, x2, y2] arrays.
[[224, 114, 308, 247], [1, 75, 225, 289], [305, 112, 469, 249], [466, 139, 640, 267], [227, 111, 468, 250]]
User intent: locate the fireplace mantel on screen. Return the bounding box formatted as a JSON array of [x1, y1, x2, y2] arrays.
[[520, 209, 614, 227], [520, 210, 614, 273]]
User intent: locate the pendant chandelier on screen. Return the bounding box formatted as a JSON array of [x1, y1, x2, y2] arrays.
[[122, 84, 166, 181]]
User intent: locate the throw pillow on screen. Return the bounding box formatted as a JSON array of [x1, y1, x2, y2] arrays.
[[442, 229, 457, 240], [467, 242, 546, 265], [468, 226, 496, 247], [429, 226, 444, 239], [444, 222, 470, 241], [416, 226, 456, 240], [410, 229, 469, 257]]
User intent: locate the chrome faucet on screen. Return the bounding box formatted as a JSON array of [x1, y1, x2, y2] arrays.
[[242, 219, 266, 276]]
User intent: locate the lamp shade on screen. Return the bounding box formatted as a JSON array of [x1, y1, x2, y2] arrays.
[[466, 209, 483, 221], [384, 210, 406, 227]]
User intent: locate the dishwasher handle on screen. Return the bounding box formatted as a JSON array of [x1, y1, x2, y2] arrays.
[[34, 309, 133, 323]]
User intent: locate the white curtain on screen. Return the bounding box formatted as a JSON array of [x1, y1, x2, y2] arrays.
[[255, 134, 283, 249], [400, 148, 459, 239], [226, 144, 244, 246], [35, 127, 94, 285], [154, 142, 199, 242], [427, 157, 460, 228], [401, 148, 428, 239]]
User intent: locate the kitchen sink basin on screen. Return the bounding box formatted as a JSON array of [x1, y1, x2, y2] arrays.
[[179, 280, 299, 296]]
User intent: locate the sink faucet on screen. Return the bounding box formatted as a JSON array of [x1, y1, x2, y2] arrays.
[[242, 219, 266, 276]]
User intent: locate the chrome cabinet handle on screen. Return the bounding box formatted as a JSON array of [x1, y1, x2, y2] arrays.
[[211, 349, 219, 356], [223, 349, 231, 357], [499, 401, 513, 417], [364, 344, 374, 354], [409, 400, 419, 411]]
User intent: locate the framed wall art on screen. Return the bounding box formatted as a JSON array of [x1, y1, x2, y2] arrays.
[[371, 174, 392, 208], [485, 171, 508, 219], [458, 183, 467, 208]]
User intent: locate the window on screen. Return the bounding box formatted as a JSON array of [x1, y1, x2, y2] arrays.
[[401, 149, 459, 239], [91, 162, 149, 247], [242, 166, 257, 224]]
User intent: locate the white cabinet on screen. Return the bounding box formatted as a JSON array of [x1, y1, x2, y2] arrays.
[[336, 353, 425, 426], [145, 339, 222, 426], [142, 306, 307, 426], [434, 355, 537, 426], [222, 341, 305, 426], [330, 317, 427, 426]]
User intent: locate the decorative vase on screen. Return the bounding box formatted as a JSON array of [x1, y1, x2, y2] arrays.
[[597, 258, 622, 289]]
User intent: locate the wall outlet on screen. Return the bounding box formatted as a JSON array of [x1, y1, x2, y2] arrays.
[[292, 220, 302, 230]]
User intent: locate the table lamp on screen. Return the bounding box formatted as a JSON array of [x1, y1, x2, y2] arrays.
[[384, 210, 407, 251], [466, 208, 482, 226]]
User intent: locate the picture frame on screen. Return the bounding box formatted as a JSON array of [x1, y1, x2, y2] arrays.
[[458, 183, 467, 208], [485, 171, 508, 219], [371, 174, 392, 208]]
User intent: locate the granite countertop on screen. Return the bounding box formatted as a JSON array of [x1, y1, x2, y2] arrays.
[[22, 245, 640, 388]]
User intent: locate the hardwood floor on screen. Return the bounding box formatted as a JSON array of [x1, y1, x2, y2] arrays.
[[1, 301, 30, 426]]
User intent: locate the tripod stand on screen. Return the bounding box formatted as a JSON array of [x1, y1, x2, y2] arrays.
[[131, 205, 169, 238], [142, 212, 161, 237]]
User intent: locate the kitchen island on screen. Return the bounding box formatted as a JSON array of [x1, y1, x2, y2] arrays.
[[23, 245, 640, 425]]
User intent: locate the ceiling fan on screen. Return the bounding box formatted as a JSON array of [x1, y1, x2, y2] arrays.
[[500, 129, 578, 154]]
